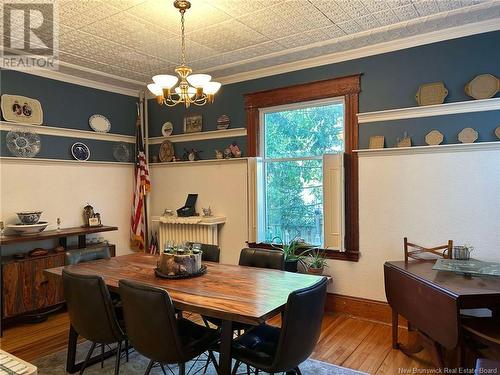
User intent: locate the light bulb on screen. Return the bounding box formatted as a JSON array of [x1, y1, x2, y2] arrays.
[[175, 86, 196, 98], [203, 81, 221, 95], [152, 74, 178, 89], [147, 83, 163, 96], [186, 74, 211, 88]]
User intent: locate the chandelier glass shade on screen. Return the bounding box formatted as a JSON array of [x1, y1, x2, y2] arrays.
[[147, 0, 221, 108]]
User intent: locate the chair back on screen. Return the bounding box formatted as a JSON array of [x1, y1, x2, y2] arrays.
[[118, 279, 186, 364], [62, 270, 123, 343], [273, 277, 327, 371], [188, 242, 220, 262], [65, 245, 111, 265], [239, 248, 284, 270], [404, 237, 453, 263]]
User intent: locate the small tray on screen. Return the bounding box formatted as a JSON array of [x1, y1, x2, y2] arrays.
[[154, 265, 207, 279]]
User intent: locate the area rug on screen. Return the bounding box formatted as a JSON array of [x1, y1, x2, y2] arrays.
[[33, 341, 367, 375]]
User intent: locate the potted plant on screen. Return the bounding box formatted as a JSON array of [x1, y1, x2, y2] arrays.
[[305, 249, 328, 275], [271, 236, 310, 272]]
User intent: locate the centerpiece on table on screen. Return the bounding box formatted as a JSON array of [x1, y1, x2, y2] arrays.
[[155, 243, 206, 279]]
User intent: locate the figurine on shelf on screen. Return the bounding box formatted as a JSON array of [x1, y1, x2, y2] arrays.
[[215, 149, 223, 159], [202, 207, 212, 217], [229, 142, 242, 158], [223, 148, 232, 159], [57, 217, 61, 231], [0, 221, 4, 237], [183, 148, 202, 161], [83, 204, 102, 227]]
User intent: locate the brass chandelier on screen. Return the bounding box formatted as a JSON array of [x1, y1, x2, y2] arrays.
[[147, 0, 221, 108]]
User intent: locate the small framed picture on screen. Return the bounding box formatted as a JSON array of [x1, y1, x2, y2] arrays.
[[88, 217, 100, 227], [369, 136, 385, 149], [184, 114, 202, 133]]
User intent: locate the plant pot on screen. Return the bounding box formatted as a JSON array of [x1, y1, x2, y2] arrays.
[[284, 259, 299, 272], [307, 266, 324, 275]]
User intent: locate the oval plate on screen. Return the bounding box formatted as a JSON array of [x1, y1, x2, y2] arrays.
[[154, 265, 207, 279], [425, 130, 444, 145], [89, 114, 111, 133], [159, 140, 174, 162], [161, 122, 173, 137], [71, 142, 91, 161], [458, 127, 478, 144]]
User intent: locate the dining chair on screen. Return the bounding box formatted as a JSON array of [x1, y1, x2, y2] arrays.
[[65, 245, 111, 265], [238, 248, 284, 270], [62, 270, 127, 375], [404, 237, 453, 263], [231, 277, 328, 375], [186, 242, 220, 262], [118, 279, 220, 375], [461, 317, 500, 366]]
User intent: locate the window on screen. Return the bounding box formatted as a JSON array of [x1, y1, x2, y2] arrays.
[[245, 74, 360, 261], [260, 99, 344, 248]]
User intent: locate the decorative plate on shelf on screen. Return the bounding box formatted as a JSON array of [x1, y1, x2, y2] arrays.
[[113, 142, 131, 162], [89, 114, 111, 133], [1, 94, 43, 125], [159, 140, 175, 162], [71, 142, 91, 161], [425, 130, 444, 145], [465, 74, 499, 100], [415, 82, 448, 106], [495, 126, 500, 139], [6, 130, 41, 158], [161, 121, 174, 137], [458, 127, 478, 144], [217, 115, 231, 130]]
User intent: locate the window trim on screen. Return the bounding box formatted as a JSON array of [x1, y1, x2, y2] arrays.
[[244, 74, 361, 262]]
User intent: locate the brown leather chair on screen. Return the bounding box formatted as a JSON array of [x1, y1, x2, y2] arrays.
[[239, 248, 284, 270], [65, 245, 111, 265], [231, 277, 328, 375], [118, 279, 219, 375], [62, 270, 127, 375]]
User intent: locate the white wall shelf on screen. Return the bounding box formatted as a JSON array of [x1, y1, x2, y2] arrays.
[[150, 157, 249, 167], [354, 141, 500, 156], [148, 127, 247, 145], [0, 156, 133, 166], [357, 97, 500, 124], [0, 121, 135, 143]]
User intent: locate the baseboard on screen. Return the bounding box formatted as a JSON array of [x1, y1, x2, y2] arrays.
[[326, 293, 408, 327]]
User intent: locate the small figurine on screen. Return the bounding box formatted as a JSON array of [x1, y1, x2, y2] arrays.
[[215, 149, 223, 159], [224, 148, 232, 159], [187, 148, 202, 161], [202, 207, 212, 216], [229, 142, 241, 157], [57, 217, 61, 231], [0, 221, 4, 237]]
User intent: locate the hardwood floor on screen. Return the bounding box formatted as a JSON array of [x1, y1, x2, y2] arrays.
[[0, 311, 436, 374]]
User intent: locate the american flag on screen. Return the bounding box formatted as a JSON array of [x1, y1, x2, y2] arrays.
[[131, 109, 151, 252]]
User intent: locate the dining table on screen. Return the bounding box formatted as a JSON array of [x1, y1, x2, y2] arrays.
[[44, 253, 326, 375]]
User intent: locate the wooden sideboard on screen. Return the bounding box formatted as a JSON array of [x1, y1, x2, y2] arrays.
[[1, 226, 117, 330]]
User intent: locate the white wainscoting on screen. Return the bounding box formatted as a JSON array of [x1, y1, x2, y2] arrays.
[[149, 158, 249, 265], [0, 159, 134, 255]]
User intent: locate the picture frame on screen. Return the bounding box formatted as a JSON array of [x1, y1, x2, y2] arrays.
[[369, 136, 385, 149], [183, 114, 202, 133]]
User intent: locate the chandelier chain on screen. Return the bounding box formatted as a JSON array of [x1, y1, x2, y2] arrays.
[[180, 10, 186, 66]]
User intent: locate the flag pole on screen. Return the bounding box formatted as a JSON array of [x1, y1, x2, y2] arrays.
[[139, 94, 149, 253]]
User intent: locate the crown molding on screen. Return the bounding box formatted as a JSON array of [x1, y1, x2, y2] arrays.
[[2, 65, 141, 97], [217, 18, 500, 85], [358, 97, 500, 124], [354, 141, 500, 156], [0, 121, 135, 143]]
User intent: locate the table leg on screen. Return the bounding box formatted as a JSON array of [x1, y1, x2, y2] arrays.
[[219, 320, 233, 375], [392, 309, 398, 349], [66, 324, 78, 373]]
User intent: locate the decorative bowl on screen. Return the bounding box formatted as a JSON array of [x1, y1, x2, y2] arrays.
[[16, 211, 42, 224], [7, 221, 49, 236]]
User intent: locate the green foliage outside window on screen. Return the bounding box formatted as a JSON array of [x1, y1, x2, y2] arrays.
[[263, 102, 344, 246]]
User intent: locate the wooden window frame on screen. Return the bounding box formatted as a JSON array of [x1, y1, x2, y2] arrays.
[[244, 74, 361, 262]]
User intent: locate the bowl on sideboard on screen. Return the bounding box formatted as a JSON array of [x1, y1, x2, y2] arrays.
[[7, 221, 49, 235], [16, 211, 43, 225]]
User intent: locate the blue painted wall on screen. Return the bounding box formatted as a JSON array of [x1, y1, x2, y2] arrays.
[[0, 70, 137, 161], [148, 30, 500, 154]]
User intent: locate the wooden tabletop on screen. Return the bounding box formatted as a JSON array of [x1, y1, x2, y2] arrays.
[[1, 225, 118, 245], [45, 253, 326, 325], [386, 260, 500, 299]]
